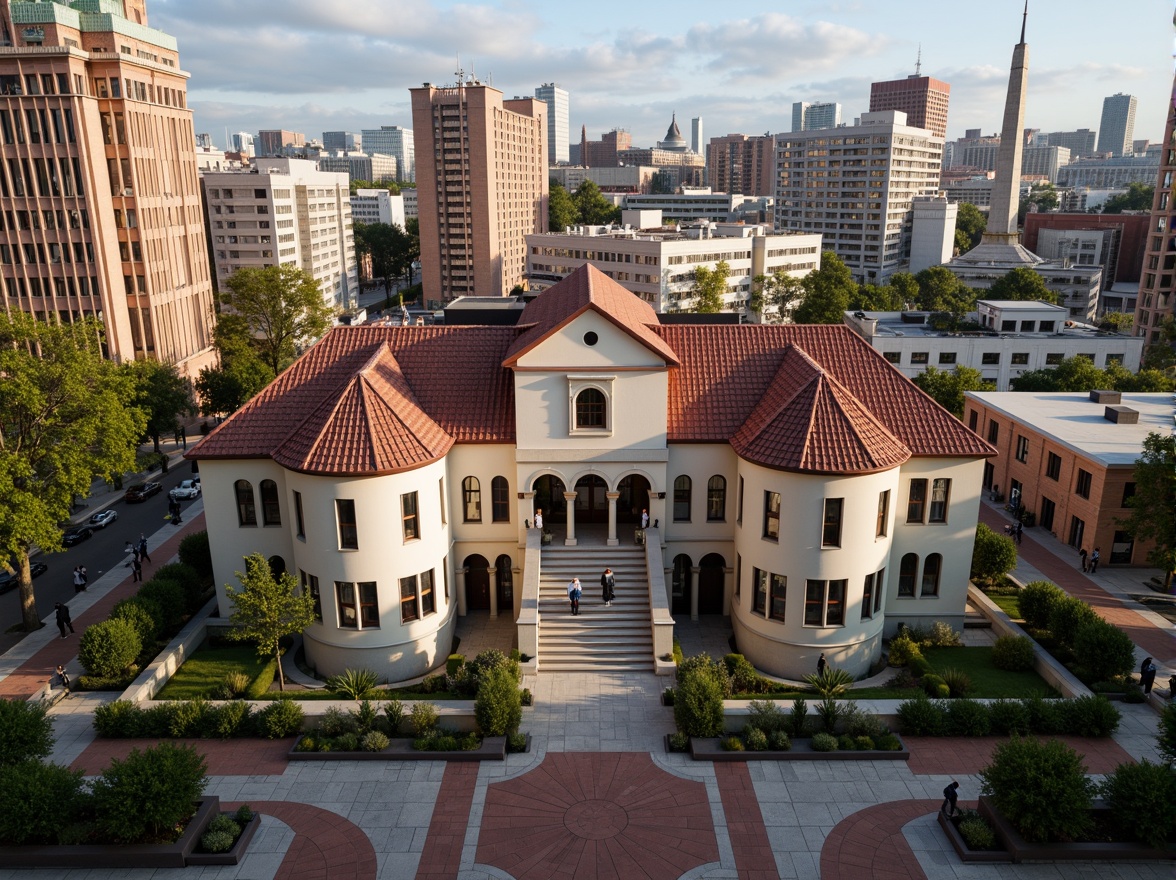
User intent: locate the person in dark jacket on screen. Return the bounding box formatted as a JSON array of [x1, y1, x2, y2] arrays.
[[1140, 657, 1157, 694], [817, 653, 827, 675], [942, 781, 960, 817], [601, 568, 615, 606], [54, 602, 74, 638]]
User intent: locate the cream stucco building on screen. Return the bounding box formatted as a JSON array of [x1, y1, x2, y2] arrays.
[[190, 265, 993, 682]]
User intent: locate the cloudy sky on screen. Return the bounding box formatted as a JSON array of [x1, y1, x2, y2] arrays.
[[154, 0, 1172, 150]]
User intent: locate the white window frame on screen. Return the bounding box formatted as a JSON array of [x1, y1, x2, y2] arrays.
[[567, 375, 615, 436]]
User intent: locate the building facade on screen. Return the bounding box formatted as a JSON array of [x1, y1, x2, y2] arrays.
[[0, 0, 216, 377], [775, 111, 944, 283], [201, 158, 357, 310], [1056, 155, 1160, 189], [791, 101, 842, 132], [410, 81, 547, 301], [360, 125, 414, 182], [317, 151, 397, 183], [1133, 72, 1175, 344], [323, 130, 360, 152], [1097, 93, 1137, 158], [1043, 129, 1097, 159], [257, 129, 304, 158], [1022, 212, 1149, 287], [580, 127, 631, 168], [534, 83, 568, 165], [190, 264, 992, 682], [351, 189, 406, 228], [706, 134, 775, 197], [620, 191, 773, 224], [548, 165, 657, 195], [869, 75, 951, 138]]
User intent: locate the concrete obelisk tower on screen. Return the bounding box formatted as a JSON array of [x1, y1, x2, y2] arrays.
[[984, 2, 1030, 244]]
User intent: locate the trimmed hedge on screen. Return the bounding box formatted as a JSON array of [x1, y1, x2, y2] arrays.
[[92, 697, 303, 740], [178, 530, 214, 581], [78, 618, 141, 678], [896, 694, 1120, 738], [153, 562, 205, 613]]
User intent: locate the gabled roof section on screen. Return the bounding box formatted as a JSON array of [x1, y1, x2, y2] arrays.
[[270, 344, 453, 475], [730, 345, 910, 474], [503, 264, 679, 367]]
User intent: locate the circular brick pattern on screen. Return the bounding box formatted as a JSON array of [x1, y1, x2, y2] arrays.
[[563, 799, 629, 839]]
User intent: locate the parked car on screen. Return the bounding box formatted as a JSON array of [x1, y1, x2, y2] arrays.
[[123, 481, 162, 503], [0, 561, 48, 594], [88, 509, 119, 529], [169, 479, 201, 500], [61, 526, 94, 547]]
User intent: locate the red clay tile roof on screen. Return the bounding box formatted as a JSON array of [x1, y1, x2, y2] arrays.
[[730, 345, 911, 474], [503, 264, 679, 366]]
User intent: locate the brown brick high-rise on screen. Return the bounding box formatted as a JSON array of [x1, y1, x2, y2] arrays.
[[869, 75, 951, 138]]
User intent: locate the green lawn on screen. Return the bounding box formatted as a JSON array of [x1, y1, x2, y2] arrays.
[[987, 593, 1022, 619], [154, 642, 271, 700], [257, 688, 463, 701]]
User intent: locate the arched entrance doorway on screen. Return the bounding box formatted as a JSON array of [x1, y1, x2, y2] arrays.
[[464, 554, 490, 611], [532, 475, 567, 523], [617, 474, 651, 524], [574, 475, 608, 523], [672, 554, 692, 616], [495, 555, 514, 615], [698, 553, 726, 615], [268, 556, 287, 578]]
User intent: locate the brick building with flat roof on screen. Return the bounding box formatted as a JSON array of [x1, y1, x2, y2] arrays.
[[869, 74, 951, 138]]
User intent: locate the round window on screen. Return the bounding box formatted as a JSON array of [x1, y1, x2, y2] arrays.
[[583, 331, 599, 346]]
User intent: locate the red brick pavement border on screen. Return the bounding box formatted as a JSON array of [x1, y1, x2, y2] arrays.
[[0, 512, 207, 700], [415, 762, 479, 880], [71, 735, 294, 776], [223, 800, 377, 880], [714, 762, 778, 880], [820, 799, 944, 880], [980, 505, 1176, 666], [905, 734, 1133, 776]]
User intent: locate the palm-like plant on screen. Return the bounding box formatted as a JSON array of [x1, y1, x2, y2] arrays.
[[803, 667, 855, 698]]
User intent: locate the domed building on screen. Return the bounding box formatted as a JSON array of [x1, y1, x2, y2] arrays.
[[657, 114, 689, 152], [190, 264, 993, 681]]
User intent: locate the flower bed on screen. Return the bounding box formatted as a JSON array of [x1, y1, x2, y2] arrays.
[[186, 806, 261, 866], [936, 810, 1012, 863]]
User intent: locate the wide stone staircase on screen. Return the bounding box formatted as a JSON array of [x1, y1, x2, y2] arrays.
[[537, 544, 653, 672]]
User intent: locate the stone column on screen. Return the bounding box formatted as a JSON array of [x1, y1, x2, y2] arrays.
[[690, 565, 701, 621], [511, 566, 522, 620], [563, 491, 579, 546], [606, 491, 620, 546], [456, 567, 468, 616], [664, 567, 674, 609], [723, 566, 735, 616], [488, 568, 499, 619]]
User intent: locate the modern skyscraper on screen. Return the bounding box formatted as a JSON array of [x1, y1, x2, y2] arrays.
[[323, 130, 361, 152], [791, 101, 841, 132], [1044, 128, 1097, 158], [869, 75, 951, 138], [257, 129, 305, 157], [1097, 93, 1137, 157], [0, 0, 216, 376], [534, 83, 569, 164], [410, 80, 547, 301], [690, 117, 703, 154], [360, 126, 414, 182], [706, 134, 775, 196], [230, 131, 255, 156], [1133, 73, 1175, 343]]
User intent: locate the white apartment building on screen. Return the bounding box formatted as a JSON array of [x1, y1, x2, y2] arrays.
[[844, 300, 1143, 391], [621, 190, 773, 224], [526, 219, 822, 315], [202, 158, 358, 310], [400, 188, 418, 219], [775, 110, 944, 284], [317, 151, 398, 183], [351, 189, 406, 228], [360, 126, 414, 182]]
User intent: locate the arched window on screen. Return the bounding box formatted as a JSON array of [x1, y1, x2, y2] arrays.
[[898, 553, 918, 597], [673, 475, 692, 522], [491, 476, 510, 523], [260, 479, 281, 526], [921, 553, 942, 597], [462, 476, 482, 523], [235, 480, 256, 526], [706, 475, 726, 522], [575, 387, 606, 429]]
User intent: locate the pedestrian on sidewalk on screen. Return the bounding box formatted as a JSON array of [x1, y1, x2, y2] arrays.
[[817, 653, 827, 675], [54, 602, 74, 638], [79, 564, 88, 587], [131, 556, 142, 583], [601, 568, 615, 606], [567, 577, 581, 615], [1014, 521, 1023, 545], [1079, 547, 1088, 572], [1090, 547, 1100, 573], [942, 781, 960, 817], [138, 534, 151, 564], [1140, 657, 1157, 694], [72, 566, 86, 593], [54, 664, 70, 692]]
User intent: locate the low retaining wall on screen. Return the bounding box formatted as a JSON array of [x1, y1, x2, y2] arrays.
[[120, 599, 217, 703], [288, 735, 511, 762]]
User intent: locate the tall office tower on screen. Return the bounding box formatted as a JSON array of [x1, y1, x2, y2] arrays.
[[257, 129, 305, 157], [1097, 93, 1137, 157], [706, 134, 775, 196], [0, 0, 216, 376], [323, 130, 361, 152], [201, 158, 358, 310], [690, 117, 703, 154], [360, 125, 414, 181], [410, 80, 547, 301], [1043, 128, 1097, 158], [791, 101, 841, 132], [534, 83, 569, 164], [775, 110, 944, 283], [869, 74, 951, 138], [230, 131, 255, 156], [1133, 74, 1175, 343]]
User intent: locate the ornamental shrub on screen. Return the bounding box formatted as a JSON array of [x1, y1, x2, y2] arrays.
[[746, 700, 787, 734], [1023, 695, 1064, 735], [246, 658, 277, 699], [361, 731, 390, 752], [410, 702, 439, 737], [767, 729, 791, 751], [875, 732, 902, 751], [90, 743, 208, 844], [454, 649, 520, 697], [958, 815, 997, 851], [676, 653, 733, 697], [1160, 703, 1176, 766], [0, 699, 53, 766], [887, 634, 921, 667], [168, 698, 211, 737], [844, 708, 887, 740], [319, 706, 355, 737], [667, 731, 690, 752], [980, 736, 1095, 844], [474, 666, 523, 736], [1060, 695, 1121, 737], [178, 530, 214, 582], [1018, 581, 1065, 629], [940, 668, 972, 698], [1072, 618, 1135, 683], [945, 699, 991, 737], [137, 578, 187, 632], [208, 701, 253, 739], [235, 804, 254, 824], [673, 666, 726, 737], [200, 829, 236, 854], [970, 522, 1017, 587], [921, 674, 950, 699], [991, 635, 1035, 671], [1101, 760, 1176, 849], [78, 618, 141, 678], [788, 698, 809, 737], [907, 655, 933, 678], [93, 699, 141, 738], [1047, 596, 1097, 649], [256, 697, 304, 739], [854, 735, 875, 750], [724, 653, 763, 694], [350, 699, 379, 735], [897, 694, 945, 736], [326, 668, 379, 700], [815, 696, 847, 733], [720, 735, 744, 751], [110, 597, 161, 647], [446, 654, 465, 677], [744, 727, 769, 751], [0, 760, 87, 845], [383, 698, 404, 735], [988, 699, 1032, 736], [507, 732, 528, 753], [153, 563, 205, 613], [810, 732, 838, 752], [205, 814, 241, 841]]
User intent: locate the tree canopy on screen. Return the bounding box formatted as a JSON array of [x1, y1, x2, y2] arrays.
[[1118, 433, 1176, 589], [1011, 355, 1175, 393], [353, 221, 419, 290], [549, 182, 578, 230], [954, 202, 987, 253], [987, 267, 1058, 305], [793, 251, 857, 324], [0, 315, 145, 630], [1100, 183, 1153, 215], [194, 313, 274, 416], [222, 264, 334, 375], [126, 359, 194, 453], [1019, 182, 1058, 221], [750, 270, 805, 323], [690, 261, 728, 313], [913, 266, 974, 318], [548, 181, 622, 230], [911, 365, 994, 418]]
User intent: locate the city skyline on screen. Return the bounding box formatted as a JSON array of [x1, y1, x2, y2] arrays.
[[153, 0, 1170, 152]]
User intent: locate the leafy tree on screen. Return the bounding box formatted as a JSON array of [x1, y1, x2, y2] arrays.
[[549, 181, 578, 231], [954, 201, 987, 253], [980, 736, 1095, 843], [0, 315, 144, 631], [354, 221, 418, 293], [125, 359, 194, 453], [987, 267, 1058, 304], [1101, 182, 1154, 214], [402, 217, 421, 287], [1118, 432, 1176, 589], [690, 260, 729, 313], [750, 270, 805, 323], [1115, 368, 1176, 393], [1018, 182, 1058, 221], [970, 523, 1017, 587], [913, 266, 974, 318], [0, 699, 53, 766], [794, 251, 856, 324], [1010, 356, 1110, 392], [851, 282, 906, 312], [222, 264, 334, 375], [572, 180, 621, 226], [911, 365, 994, 418], [194, 313, 274, 416], [1098, 311, 1133, 334], [224, 552, 316, 691], [1141, 338, 1176, 373]]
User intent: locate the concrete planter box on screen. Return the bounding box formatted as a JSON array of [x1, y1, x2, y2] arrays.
[[686, 734, 909, 762], [288, 734, 517, 762], [979, 796, 1176, 863], [937, 810, 1012, 863], [185, 812, 262, 866], [0, 797, 220, 869]]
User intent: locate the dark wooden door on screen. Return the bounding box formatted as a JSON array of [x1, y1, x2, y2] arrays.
[[467, 567, 490, 610]]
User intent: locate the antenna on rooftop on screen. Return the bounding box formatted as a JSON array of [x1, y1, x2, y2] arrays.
[[915, 44, 922, 76]]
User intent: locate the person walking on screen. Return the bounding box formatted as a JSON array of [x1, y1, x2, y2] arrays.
[[1089, 547, 1100, 573], [942, 781, 960, 817], [817, 652, 827, 675], [567, 577, 582, 615], [641, 509, 650, 530], [79, 565, 88, 587], [171, 498, 183, 525], [54, 664, 70, 692], [1079, 547, 1088, 572], [601, 568, 615, 607], [534, 509, 543, 531], [1014, 521, 1023, 545], [138, 534, 151, 564], [72, 566, 85, 593], [131, 556, 143, 583], [54, 602, 74, 638], [1140, 657, 1158, 694]]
